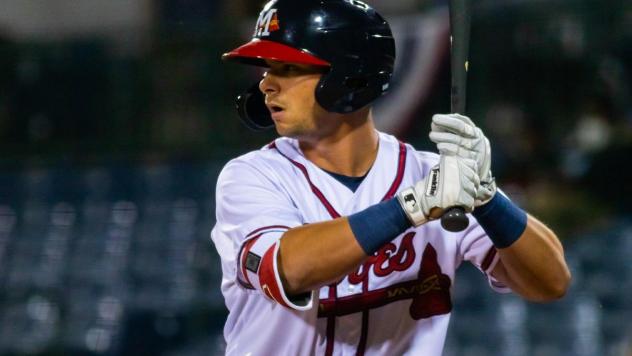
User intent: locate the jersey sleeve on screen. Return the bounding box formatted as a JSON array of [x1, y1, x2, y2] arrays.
[[211, 158, 314, 310], [457, 215, 511, 293]]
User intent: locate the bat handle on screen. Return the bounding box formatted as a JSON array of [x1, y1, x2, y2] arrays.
[[441, 207, 469, 232]]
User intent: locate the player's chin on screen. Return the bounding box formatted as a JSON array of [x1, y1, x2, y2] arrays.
[[274, 123, 298, 138], [274, 121, 304, 138]]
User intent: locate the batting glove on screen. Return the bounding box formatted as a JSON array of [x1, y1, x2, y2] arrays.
[[429, 113, 497, 206], [397, 155, 479, 226]]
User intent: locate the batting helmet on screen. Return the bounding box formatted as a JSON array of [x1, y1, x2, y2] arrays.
[[222, 0, 396, 130]]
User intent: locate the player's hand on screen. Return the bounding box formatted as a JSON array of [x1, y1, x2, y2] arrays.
[[397, 155, 479, 226], [429, 113, 497, 206]]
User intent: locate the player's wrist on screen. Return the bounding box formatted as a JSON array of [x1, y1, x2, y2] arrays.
[[348, 198, 412, 255], [397, 186, 429, 226], [472, 192, 526, 248], [398, 156, 478, 227]]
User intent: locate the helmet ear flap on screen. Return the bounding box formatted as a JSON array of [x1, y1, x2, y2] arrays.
[[315, 69, 392, 114], [236, 82, 274, 130]]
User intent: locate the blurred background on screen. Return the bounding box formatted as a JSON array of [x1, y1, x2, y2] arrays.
[[0, 0, 631, 355]]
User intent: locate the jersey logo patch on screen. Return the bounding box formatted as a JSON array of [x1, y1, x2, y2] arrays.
[[409, 244, 452, 319], [245, 252, 261, 273]]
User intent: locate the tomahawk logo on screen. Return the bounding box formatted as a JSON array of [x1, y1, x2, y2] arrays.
[[254, 8, 280, 37]]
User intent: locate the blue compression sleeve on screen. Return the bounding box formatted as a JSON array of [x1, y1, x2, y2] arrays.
[[472, 193, 527, 248], [348, 198, 412, 255]]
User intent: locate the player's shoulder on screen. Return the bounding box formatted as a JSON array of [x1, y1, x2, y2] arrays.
[[374, 131, 439, 177], [378, 132, 439, 166], [408, 147, 440, 165], [405, 145, 439, 175], [217, 137, 295, 185]]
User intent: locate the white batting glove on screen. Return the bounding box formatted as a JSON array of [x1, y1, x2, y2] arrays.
[[397, 155, 479, 226], [429, 113, 497, 206]]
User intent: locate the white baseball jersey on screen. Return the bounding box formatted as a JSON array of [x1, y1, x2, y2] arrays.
[[211, 131, 510, 356]]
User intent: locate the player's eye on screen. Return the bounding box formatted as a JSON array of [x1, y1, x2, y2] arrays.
[[267, 62, 327, 77], [267, 64, 303, 77], [282, 64, 301, 74]]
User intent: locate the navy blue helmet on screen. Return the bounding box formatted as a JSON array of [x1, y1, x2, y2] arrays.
[[222, 0, 396, 130]]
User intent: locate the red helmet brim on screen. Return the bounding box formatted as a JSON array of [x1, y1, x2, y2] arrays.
[[222, 39, 330, 67]]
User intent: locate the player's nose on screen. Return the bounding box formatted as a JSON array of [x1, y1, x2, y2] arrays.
[[259, 72, 280, 96]]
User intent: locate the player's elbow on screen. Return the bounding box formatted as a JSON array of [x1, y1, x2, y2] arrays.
[[550, 267, 572, 300], [529, 268, 572, 302], [279, 257, 338, 296], [277, 248, 319, 296], [279, 268, 308, 296]]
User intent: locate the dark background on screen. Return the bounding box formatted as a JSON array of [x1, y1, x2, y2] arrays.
[[0, 0, 630, 355]]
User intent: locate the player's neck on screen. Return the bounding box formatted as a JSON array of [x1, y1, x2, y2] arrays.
[[299, 109, 379, 177]]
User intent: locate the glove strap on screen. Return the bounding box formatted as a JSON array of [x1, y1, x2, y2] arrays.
[[397, 187, 428, 226]]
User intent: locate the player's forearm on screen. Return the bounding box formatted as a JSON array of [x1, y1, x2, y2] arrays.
[[493, 215, 571, 302], [278, 218, 368, 295], [278, 198, 413, 295]]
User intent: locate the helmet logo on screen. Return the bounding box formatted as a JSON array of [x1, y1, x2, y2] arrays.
[[255, 9, 280, 37]]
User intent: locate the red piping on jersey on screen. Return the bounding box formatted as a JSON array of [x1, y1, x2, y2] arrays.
[[356, 141, 406, 355], [317, 277, 444, 317], [236, 276, 256, 290], [356, 311, 369, 356], [381, 141, 407, 201], [325, 294, 336, 356], [269, 140, 408, 217], [271, 143, 341, 355], [481, 246, 497, 272], [317, 268, 453, 318], [282, 149, 342, 354], [482, 247, 506, 289], [318, 245, 452, 319], [356, 278, 370, 356], [273, 147, 342, 219], [245, 225, 290, 238]]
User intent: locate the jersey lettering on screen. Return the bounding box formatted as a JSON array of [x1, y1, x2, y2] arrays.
[[348, 232, 416, 284]]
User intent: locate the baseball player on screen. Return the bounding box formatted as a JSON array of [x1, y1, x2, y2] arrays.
[[211, 0, 571, 355]]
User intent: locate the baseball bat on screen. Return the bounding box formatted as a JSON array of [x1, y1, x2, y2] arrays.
[[441, 0, 471, 232]]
